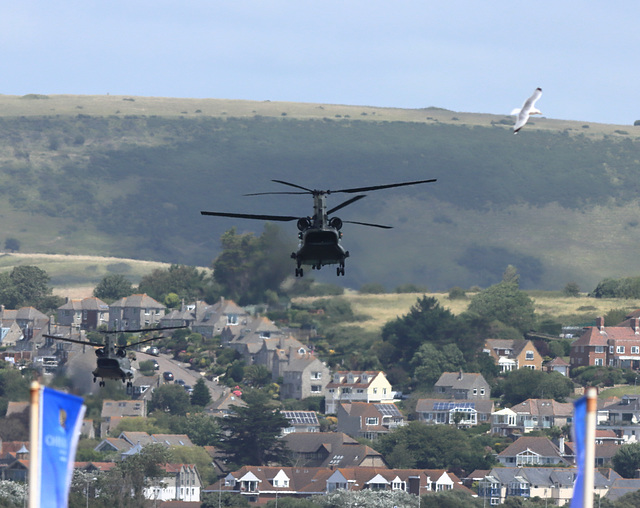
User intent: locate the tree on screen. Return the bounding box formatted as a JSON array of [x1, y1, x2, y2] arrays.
[[381, 296, 458, 366], [563, 281, 580, 297], [171, 412, 220, 446], [96, 443, 170, 506], [218, 398, 290, 467], [4, 238, 20, 252], [138, 264, 214, 303], [243, 364, 273, 388], [0, 265, 54, 309], [466, 281, 535, 333], [411, 343, 465, 387], [201, 492, 250, 507], [376, 422, 495, 475], [212, 224, 293, 305], [498, 369, 573, 405], [149, 384, 191, 416], [190, 377, 212, 407], [93, 273, 134, 302], [613, 442, 640, 478]]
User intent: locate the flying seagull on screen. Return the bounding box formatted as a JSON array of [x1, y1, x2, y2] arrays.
[[511, 87, 542, 134]]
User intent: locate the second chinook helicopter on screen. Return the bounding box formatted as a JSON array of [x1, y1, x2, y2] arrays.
[[201, 177, 436, 277], [44, 325, 186, 388]]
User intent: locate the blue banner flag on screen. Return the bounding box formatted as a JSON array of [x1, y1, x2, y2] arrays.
[[571, 395, 587, 508], [38, 387, 86, 508]]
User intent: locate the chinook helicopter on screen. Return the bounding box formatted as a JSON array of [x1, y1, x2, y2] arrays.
[[201, 178, 436, 277], [43, 325, 186, 388]]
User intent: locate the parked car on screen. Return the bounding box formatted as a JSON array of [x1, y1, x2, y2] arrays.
[[148, 347, 159, 356], [151, 360, 159, 370], [163, 371, 174, 382]]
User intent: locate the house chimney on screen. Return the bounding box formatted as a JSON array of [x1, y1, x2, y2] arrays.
[[558, 436, 565, 454], [596, 316, 605, 331], [458, 369, 463, 380], [633, 318, 640, 334]]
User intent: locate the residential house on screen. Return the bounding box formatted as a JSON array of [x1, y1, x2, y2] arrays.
[[416, 398, 494, 428], [478, 467, 619, 506], [325, 371, 394, 414], [484, 338, 544, 372], [256, 335, 306, 375], [228, 316, 284, 364], [492, 398, 574, 436], [208, 466, 469, 504], [570, 316, 640, 369], [56, 297, 109, 330], [279, 349, 330, 400], [166, 298, 249, 341], [545, 356, 571, 376], [282, 432, 387, 468], [108, 294, 165, 331], [496, 436, 569, 467], [0, 306, 50, 351], [143, 463, 202, 503], [433, 371, 491, 399], [94, 431, 194, 456], [205, 391, 246, 418], [337, 402, 405, 440], [281, 410, 321, 434], [100, 399, 146, 436]]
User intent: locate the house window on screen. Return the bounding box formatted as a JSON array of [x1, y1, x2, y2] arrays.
[[366, 417, 379, 425], [480, 388, 485, 396], [595, 346, 605, 353], [473, 388, 478, 395], [610, 346, 614, 353], [617, 346, 625, 354], [633, 346, 640, 354], [227, 314, 238, 325], [311, 385, 322, 393], [373, 387, 378, 394], [595, 358, 603, 366], [525, 350, 534, 361], [311, 372, 322, 379]]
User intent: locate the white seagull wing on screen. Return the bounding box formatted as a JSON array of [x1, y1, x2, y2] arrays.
[[513, 87, 542, 133]]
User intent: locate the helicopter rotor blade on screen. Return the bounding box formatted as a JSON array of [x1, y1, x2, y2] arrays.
[[201, 211, 300, 222], [343, 220, 393, 229], [113, 325, 188, 334], [125, 336, 167, 348], [43, 334, 104, 347], [334, 178, 437, 194], [327, 195, 366, 216], [271, 180, 315, 193]]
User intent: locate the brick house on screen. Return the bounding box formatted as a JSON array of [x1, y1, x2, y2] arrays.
[[57, 297, 109, 330], [570, 316, 640, 368], [484, 339, 544, 372]]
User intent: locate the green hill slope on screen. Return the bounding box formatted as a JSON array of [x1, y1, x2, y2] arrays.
[[2, 93, 640, 292]]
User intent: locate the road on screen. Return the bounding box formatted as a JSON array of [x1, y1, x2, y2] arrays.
[[134, 351, 226, 402]]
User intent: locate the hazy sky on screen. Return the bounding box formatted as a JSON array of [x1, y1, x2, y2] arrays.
[[3, 1, 639, 125]]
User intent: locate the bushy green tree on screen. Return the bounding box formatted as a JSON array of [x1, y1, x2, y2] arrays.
[[212, 224, 293, 305], [498, 369, 573, 405], [381, 296, 458, 365], [138, 264, 214, 303], [217, 398, 290, 467], [376, 422, 495, 475], [466, 281, 535, 333], [149, 384, 191, 415], [0, 265, 59, 310], [93, 273, 134, 302], [190, 377, 212, 407], [612, 442, 640, 478]]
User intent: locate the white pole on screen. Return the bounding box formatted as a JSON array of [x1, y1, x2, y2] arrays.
[[28, 381, 40, 508], [583, 387, 597, 508]]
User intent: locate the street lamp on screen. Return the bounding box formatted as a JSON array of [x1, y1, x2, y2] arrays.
[[86, 477, 96, 508]]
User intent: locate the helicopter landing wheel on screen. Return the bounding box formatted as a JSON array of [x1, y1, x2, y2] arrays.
[[337, 266, 345, 276], [99, 381, 105, 387], [295, 267, 304, 277]]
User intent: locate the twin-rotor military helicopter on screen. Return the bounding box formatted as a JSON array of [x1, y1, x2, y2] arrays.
[[201, 177, 437, 277], [43, 325, 186, 389]]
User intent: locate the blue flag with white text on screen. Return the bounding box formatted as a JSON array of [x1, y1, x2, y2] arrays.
[[38, 387, 86, 508], [571, 394, 587, 508]]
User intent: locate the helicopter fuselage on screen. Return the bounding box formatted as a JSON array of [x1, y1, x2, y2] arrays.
[[293, 227, 349, 274], [92, 356, 133, 383]]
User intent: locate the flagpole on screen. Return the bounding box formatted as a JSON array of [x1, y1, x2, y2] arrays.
[[583, 387, 597, 508], [29, 381, 40, 508]]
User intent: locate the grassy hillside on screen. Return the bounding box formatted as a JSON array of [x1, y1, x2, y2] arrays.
[[295, 292, 640, 332], [2, 94, 640, 292]]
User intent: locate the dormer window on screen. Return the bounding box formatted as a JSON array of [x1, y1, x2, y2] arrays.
[[227, 314, 238, 325]]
